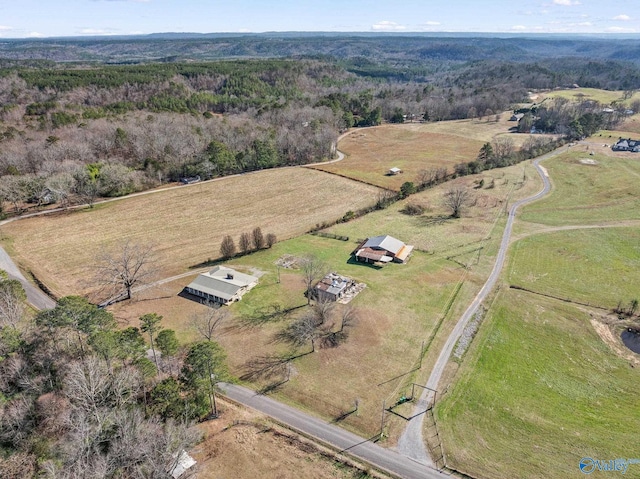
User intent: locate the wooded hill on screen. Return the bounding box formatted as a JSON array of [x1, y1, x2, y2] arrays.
[[0, 35, 639, 213]]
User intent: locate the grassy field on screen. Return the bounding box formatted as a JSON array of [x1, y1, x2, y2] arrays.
[[541, 87, 640, 106], [0, 168, 381, 298], [110, 233, 463, 439], [313, 117, 538, 190], [508, 227, 640, 310], [436, 289, 640, 479], [325, 161, 541, 260], [106, 159, 544, 440], [519, 149, 640, 226]]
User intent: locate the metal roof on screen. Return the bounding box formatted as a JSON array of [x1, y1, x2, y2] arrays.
[[362, 235, 405, 255], [186, 266, 258, 301]]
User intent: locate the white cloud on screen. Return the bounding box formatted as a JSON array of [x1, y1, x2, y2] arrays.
[[79, 28, 117, 35], [552, 0, 580, 5], [613, 14, 632, 21], [424, 21, 441, 26], [511, 25, 527, 31], [606, 26, 637, 33], [371, 21, 407, 31], [0, 26, 12, 31], [28, 32, 45, 38]]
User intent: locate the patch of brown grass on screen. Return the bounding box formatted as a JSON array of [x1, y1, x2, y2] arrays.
[[1, 168, 381, 298], [195, 399, 383, 479]]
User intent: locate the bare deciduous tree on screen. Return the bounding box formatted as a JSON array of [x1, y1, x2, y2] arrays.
[[443, 186, 473, 218], [252, 227, 265, 250], [190, 305, 229, 342], [266, 232, 277, 248], [95, 240, 156, 302], [219, 235, 236, 259], [239, 232, 251, 254], [300, 255, 327, 305]]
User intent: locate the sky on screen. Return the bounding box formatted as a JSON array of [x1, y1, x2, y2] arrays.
[[0, 0, 638, 38]]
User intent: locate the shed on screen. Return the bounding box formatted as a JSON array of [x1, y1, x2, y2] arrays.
[[388, 167, 403, 175]]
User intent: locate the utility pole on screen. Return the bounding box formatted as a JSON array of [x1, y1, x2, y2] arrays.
[[380, 400, 386, 438]]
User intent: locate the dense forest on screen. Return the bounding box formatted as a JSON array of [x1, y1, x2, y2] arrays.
[[0, 34, 639, 213]]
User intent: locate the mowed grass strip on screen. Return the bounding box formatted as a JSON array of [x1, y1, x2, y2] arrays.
[[520, 150, 640, 226], [436, 290, 640, 479], [508, 227, 640, 310], [0, 168, 381, 297], [110, 233, 463, 438]]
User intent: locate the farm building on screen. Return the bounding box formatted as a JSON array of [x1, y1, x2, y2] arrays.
[[353, 235, 414, 264], [314, 272, 352, 302], [612, 138, 640, 152], [184, 266, 258, 305], [388, 167, 403, 175]]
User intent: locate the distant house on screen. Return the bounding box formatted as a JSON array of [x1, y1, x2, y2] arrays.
[[185, 266, 258, 305], [353, 235, 414, 264], [510, 113, 524, 122], [612, 138, 640, 152], [388, 167, 403, 175], [314, 272, 352, 302]]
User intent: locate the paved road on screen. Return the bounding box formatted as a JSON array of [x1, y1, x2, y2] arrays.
[[220, 383, 450, 479], [0, 246, 56, 310], [397, 146, 565, 463]]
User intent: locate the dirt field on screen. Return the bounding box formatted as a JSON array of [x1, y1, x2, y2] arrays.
[[0, 168, 381, 298], [194, 398, 386, 479], [313, 117, 542, 190]]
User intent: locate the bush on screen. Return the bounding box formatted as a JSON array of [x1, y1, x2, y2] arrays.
[[401, 203, 425, 216]]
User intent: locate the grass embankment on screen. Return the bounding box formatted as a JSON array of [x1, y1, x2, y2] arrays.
[[0, 168, 381, 298], [436, 290, 640, 479]]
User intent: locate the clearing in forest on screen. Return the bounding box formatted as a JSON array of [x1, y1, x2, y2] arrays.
[[314, 118, 537, 190]]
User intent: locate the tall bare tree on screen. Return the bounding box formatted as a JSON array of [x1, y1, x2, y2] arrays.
[[95, 240, 156, 302], [300, 255, 327, 305], [443, 186, 473, 218], [239, 232, 251, 254], [252, 227, 265, 250], [190, 305, 229, 342], [219, 235, 236, 259]]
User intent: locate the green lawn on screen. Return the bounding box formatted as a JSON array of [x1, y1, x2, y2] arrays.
[[217, 234, 465, 437], [520, 151, 640, 226], [436, 290, 640, 479], [508, 227, 640, 310]]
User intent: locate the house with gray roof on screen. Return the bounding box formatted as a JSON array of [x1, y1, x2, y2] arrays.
[[353, 235, 414, 264], [185, 266, 258, 305]]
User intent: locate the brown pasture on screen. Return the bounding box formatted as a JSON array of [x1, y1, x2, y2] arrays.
[[0, 168, 381, 298], [313, 118, 533, 190]]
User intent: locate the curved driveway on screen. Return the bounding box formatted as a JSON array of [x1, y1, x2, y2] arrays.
[[397, 146, 565, 464]]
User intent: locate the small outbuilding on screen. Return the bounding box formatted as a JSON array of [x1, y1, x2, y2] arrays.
[[185, 266, 258, 305], [353, 235, 414, 264], [315, 272, 351, 302], [388, 167, 403, 175]]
